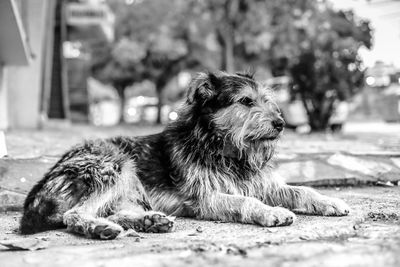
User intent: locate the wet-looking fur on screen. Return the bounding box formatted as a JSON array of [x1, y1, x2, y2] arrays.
[[20, 72, 350, 239]]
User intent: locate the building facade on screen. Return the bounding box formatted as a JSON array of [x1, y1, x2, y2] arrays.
[[0, 0, 55, 130]]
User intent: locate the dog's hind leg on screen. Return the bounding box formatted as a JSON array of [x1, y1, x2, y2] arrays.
[[63, 210, 123, 240], [62, 179, 128, 239], [103, 172, 175, 233], [63, 161, 139, 240]]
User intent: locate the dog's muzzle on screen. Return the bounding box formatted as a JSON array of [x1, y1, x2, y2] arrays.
[[272, 118, 285, 132]]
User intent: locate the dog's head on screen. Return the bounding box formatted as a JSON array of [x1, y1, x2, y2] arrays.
[[183, 72, 284, 164]]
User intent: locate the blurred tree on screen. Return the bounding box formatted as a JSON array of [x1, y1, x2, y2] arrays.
[[93, 0, 372, 128], [92, 0, 207, 123], [190, 0, 275, 72], [90, 38, 145, 122], [268, 0, 373, 131]]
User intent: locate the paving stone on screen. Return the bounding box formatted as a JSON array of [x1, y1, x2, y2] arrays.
[[5, 126, 163, 159], [275, 160, 359, 185], [391, 158, 400, 168], [327, 153, 394, 177], [349, 151, 400, 157], [0, 190, 25, 211], [278, 137, 383, 154], [0, 157, 56, 194]]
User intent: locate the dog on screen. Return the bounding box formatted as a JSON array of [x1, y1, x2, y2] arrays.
[[20, 72, 350, 239]]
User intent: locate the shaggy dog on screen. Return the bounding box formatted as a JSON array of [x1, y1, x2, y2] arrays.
[[20, 72, 350, 239]]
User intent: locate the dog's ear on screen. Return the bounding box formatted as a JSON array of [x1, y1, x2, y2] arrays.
[[187, 72, 220, 105], [236, 71, 255, 80]]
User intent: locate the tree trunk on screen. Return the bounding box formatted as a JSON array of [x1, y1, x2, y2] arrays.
[[306, 98, 335, 132], [155, 88, 163, 124], [115, 84, 126, 124], [218, 1, 236, 73], [155, 77, 169, 124], [221, 31, 235, 73]]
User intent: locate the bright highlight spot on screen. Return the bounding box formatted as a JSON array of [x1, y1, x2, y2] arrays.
[[127, 107, 137, 116], [169, 111, 178, 121], [365, 76, 375, 86]]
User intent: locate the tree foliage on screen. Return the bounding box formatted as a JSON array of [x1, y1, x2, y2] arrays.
[[191, 0, 372, 130], [91, 0, 372, 128], [92, 0, 207, 123], [268, 0, 373, 130], [190, 0, 275, 72]]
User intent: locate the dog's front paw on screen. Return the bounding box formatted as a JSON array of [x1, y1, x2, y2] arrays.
[[253, 207, 296, 227], [314, 197, 350, 216]]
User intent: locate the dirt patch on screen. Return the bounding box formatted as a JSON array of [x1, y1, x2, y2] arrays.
[[367, 211, 399, 222]]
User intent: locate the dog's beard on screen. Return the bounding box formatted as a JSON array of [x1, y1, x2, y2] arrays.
[[222, 128, 278, 171], [212, 107, 279, 170], [230, 136, 276, 169], [251, 142, 275, 169]]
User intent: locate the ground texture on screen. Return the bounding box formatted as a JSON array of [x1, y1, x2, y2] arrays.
[[0, 187, 399, 267], [0, 123, 400, 266]]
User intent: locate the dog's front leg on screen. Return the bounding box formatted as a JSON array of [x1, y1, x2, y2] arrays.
[[198, 193, 295, 226], [266, 185, 350, 216]]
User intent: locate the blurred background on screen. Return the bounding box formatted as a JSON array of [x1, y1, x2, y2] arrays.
[[0, 0, 400, 133]]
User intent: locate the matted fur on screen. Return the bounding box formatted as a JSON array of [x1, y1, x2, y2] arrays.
[[20, 72, 350, 239]]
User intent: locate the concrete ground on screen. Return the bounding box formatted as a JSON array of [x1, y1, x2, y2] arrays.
[[0, 187, 399, 267], [1, 122, 400, 266]]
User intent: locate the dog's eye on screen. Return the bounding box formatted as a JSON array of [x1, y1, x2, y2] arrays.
[[238, 97, 255, 107]]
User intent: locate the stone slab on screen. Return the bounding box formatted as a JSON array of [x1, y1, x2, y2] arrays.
[[0, 190, 25, 212], [275, 152, 400, 186], [275, 160, 358, 185], [327, 153, 394, 177], [0, 157, 56, 194]]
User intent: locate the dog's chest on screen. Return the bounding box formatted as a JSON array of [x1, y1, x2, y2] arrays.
[[182, 164, 270, 198]]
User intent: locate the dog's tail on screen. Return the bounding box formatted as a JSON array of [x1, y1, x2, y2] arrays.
[[20, 180, 64, 234]]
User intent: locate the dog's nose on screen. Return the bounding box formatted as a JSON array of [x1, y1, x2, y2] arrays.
[[272, 119, 285, 131]]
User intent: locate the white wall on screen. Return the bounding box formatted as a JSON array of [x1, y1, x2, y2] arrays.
[[0, 66, 8, 130], [7, 0, 49, 128]]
